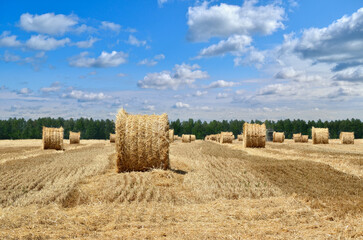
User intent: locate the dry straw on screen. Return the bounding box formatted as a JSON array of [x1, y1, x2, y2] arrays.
[[169, 129, 174, 143], [301, 135, 309, 143], [220, 132, 234, 144], [340, 132, 354, 144], [243, 123, 266, 148], [110, 133, 116, 143], [312, 127, 329, 144], [237, 134, 243, 141], [209, 135, 217, 141], [272, 132, 285, 143], [115, 109, 169, 172], [293, 133, 302, 143], [191, 135, 196, 141], [174, 135, 179, 140], [69, 131, 80, 144], [182, 134, 191, 143], [42, 127, 64, 150]]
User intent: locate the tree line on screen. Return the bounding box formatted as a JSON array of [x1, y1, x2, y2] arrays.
[[0, 117, 362, 140]]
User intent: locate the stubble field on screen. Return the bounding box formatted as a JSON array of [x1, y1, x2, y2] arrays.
[[0, 139, 362, 239]]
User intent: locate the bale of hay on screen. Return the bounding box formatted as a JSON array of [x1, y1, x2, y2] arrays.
[[69, 131, 80, 144], [174, 135, 179, 140], [191, 135, 196, 141], [204, 136, 210, 141], [216, 134, 221, 143], [237, 134, 243, 141], [301, 135, 308, 143], [312, 127, 329, 144], [243, 123, 266, 148], [42, 127, 64, 150], [169, 129, 174, 143], [182, 134, 191, 143], [209, 135, 217, 141], [110, 133, 116, 143], [272, 132, 285, 143], [340, 132, 354, 144], [115, 109, 169, 172], [293, 133, 302, 143], [220, 132, 234, 144]]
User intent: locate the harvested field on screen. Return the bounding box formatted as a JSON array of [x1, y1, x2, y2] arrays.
[[0, 139, 362, 239]]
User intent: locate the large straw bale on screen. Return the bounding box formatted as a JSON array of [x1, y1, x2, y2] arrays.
[[110, 133, 116, 143], [272, 132, 285, 143], [216, 134, 221, 143], [220, 132, 234, 144], [115, 109, 169, 172], [293, 133, 302, 143], [340, 132, 354, 144], [42, 127, 64, 150], [169, 129, 174, 143], [301, 135, 308, 143], [312, 127, 329, 144], [243, 123, 266, 148], [209, 135, 217, 141], [182, 134, 191, 143], [191, 135, 196, 141], [237, 134, 243, 141], [69, 131, 80, 144], [174, 135, 179, 140]]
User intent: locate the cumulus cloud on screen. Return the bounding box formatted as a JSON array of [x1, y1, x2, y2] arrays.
[[20, 13, 78, 35], [144, 105, 155, 111], [158, 0, 168, 7], [187, 1, 285, 42], [0, 31, 22, 47], [126, 35, 147, 47], [234, 48, 265, 67], [194, 90, 208, 96], [207, 80, 239, 88], [73, 37, 99, 48], [174, 102, 190, 108], [154, 54, 165, 60], [333, 66, 363, 82], [138, 54, 165, 66], [197, 35, 252, 57], [2, 51, 47, 70], [40, 82, 61, 93], [25, 35, 70, 51], [2, 51, 21, 62], [216, 92, 229, 99], [138, 63, 209, 90], [17, 87, 32, 95], [69, 51, 128, 68], [274, 67, 324, 83], [62, 90, 108, 101], [100, 21, 121, 32]]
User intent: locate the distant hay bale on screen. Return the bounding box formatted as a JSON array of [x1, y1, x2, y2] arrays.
[[301, 135, 308, 143], [209, 135, 217, 141], [312, 127, 329, 144], [115, 109, 169, 172], [216, 134, 221, 143], [243, 123, 266, 148], [220, 132, 234, 144], [237, 134, 243, 141], [293, 133, 302, 143], [42, 127, 64, 150], [205, 136, 210, 141], [191, 135, 196, 141], [273, 132, 285, 143], [340, 132, 354, 144], [182, 134, 191, 143], [169, 129, 174, 143], [174, 135, 179, 140], [110, 133, 116, 143], [69, 131, 80, 144]]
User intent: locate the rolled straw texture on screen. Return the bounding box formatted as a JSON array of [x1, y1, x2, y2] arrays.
[[69, 131, 80, 144], [182, 134, 191, 143], [312, 127, 329, 144], [42, 127, 64, 150], [243, 123, 266, 148], [293, 133, 302, 143], [340, 132, 354, 144], [273, 132, 285, 143], [110, 134, 116, 143]]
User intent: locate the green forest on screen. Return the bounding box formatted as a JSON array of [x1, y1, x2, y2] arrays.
[[0, 117, 362, 140]]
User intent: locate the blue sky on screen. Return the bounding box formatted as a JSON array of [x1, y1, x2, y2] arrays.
[[0, 0, 362, 121]]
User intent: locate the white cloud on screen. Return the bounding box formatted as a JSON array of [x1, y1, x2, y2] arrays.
[[100, 21, 121, 32], [40, 82, 61, 93], [198, 35, 252, 57], [154, 54, 165, 60], [2, 51, 21, 62], [26, 35, 70, 51], [207, 80, 239, 88], [187, 1, 285, 42], [18, 88, 32, 95], [73, 37, 99, 48], [126, 35, 147, 47], [144, 105, 155, 111], [138, 59, 157, 66], [158, 0, 168, 7], [138, 63, 208, 90], [216, 92, 229, 99], [69, 51, 128, 68], [234, 48, 265, 68], [62, 90, 108, 101], [0, 31, 22, 47], [333, 66, 363, 82], [194, 90, 208, 96], [20, 13, 78, 35], [174, 102, 190, 108], [274, 67, 323, 82]]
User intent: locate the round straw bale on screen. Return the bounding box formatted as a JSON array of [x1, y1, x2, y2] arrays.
[[110, 133, 116, 143], [243, 123, 266, 148], [293, 133, 302, 143], [209, 135, 217, 141], [312, 127, 329, 144], [42, 127, 64, 150], [169, 129, 174, 143], [191, 135, 196, 141], [182, 134, 191, 143], [174, 135, 179, 140], [115, 109, 169, 172], [216, 134, 221, 143], [301, 135, 308, 143], [237, 134, 243, 141], [340, 132, 354, 144], [273, 132, 285, 143], [220, 132, 234, 144], [69, 131, 80, 144]]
